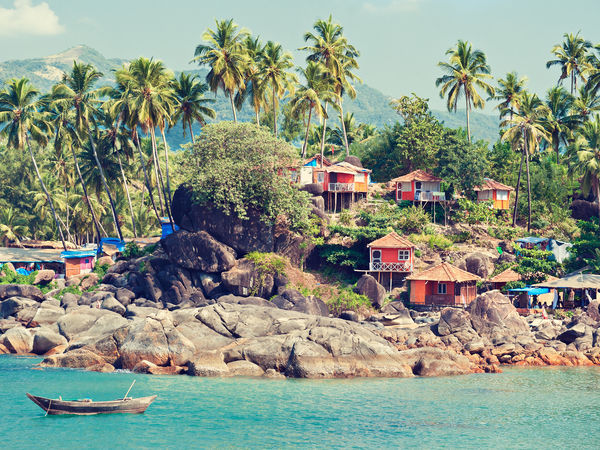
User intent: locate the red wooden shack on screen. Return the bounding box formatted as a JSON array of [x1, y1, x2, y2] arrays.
[[391, 170, 445, 203], [406, 262, 480, 306], [358, 232, 415, 290], [489, 268, 521, 291], [474, 178, 514, 210], [314, 162, 371, 212]]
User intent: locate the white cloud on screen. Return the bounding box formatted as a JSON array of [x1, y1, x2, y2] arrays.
[[0, 0, 64, 36], [363, 0, 422, 13]]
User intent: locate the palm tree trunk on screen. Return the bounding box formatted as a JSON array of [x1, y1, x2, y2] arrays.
[[302, 106, 313, 158], [320, 103, 328, 168], [25, 135, 67, 250], [255, 107, 260, 126], [273, 85, 278, 137], [134, 134, 161, 223], [465, 92, 471, 144], [69, 144, 103, 243], [229, 91, 238, 122], [86, 124, 124, 241], [512, 147, 525, 227], [189, 122, 195, 144], [159, 126, 177, 233], [525, 141, 532, 232], [148, 131, 164, 216], [150, 128, 174, 225], [338, 98, 350, 156], [116, 150, 138, 238], [554, 131, 560, 164]]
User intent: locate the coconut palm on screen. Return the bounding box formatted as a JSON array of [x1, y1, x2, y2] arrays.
[[330, 112, 366, 147], [0, 78, 67, 249], [502, 92, 550, 231], [52, 62, 124, 241], [546, 32, 593, 95], [258, 41, 297, 137], [171, 73, 216, 143], [493, 72, 528, 120], [541, 86, 576, 164], [0, 207, 28, 246], [571, 115, 600, 220], [436, 40, 495, 143], [571, 85, 600, 123], [193, 19, 249, 122], [235, 36, 268, 125], [301, 15, 360, 155], [290, 62, 330, 157]]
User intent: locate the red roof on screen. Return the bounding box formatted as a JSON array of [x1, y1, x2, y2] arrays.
[[406, 262, 481, 282], [368, 231, 415, 248], [391, 170, 442, 183], [489, 268, 521, 283], [474, 178, 515, 192]]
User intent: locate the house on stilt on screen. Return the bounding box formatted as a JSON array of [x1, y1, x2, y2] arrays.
[[391, 170, 446, 203], [313, 162, 371, 212], [473, 178, 514, 210]]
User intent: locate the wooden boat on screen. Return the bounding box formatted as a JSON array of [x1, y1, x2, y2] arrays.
[[26, 393, 157, 415]]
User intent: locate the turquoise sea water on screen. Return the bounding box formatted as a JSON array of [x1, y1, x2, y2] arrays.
[[2, 355, 600, 449]]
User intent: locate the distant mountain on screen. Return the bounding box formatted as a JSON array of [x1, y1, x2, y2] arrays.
[[0, 46, 500, 146]]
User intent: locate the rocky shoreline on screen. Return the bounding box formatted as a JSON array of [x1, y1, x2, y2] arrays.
[[2, 279, 600, 379]]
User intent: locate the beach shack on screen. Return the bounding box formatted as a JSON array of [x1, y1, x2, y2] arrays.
[[289, 155, 332, 186], [489, 268, 521, 290], [0, 247, 63, 276], [391, 170, 445, 203], [473, 178, 514, 210], [314, 162, 371, 211], [61, 250, 96, 278], [356, 232, 415, 291], [406, 262, 480, 306], [534, 272, 600, 308]]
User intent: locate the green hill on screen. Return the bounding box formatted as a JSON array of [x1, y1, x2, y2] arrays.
[[0, 46, 500, 146]]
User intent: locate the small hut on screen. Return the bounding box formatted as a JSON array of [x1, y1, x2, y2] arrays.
[[356, 231, 415, 291], [314, 162, 370, 211], [0, 247, 63, 276], [489, 268, 521, 290], [473, 178, 514, 209], [406, 262, 480, 306], [391, 170, 445, 203], [61, 250, 96, 278]]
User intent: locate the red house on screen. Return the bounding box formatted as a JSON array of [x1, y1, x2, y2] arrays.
[[391, 170, 445, 203], [489, 268, 521, 291], [406, 262, 480, 306], [314, 163, 371, 212], [357, 232, 415, 290], [474, 178, 514, 210], [61, 250, 96, 278]]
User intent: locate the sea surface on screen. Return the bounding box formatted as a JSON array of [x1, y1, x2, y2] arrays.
[[2, 355, 600, 449]]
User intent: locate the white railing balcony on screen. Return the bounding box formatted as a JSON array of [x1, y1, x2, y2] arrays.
[[415, 191, 446, 202], [369, 261, 413, 272], [328, 183, 355, 192]]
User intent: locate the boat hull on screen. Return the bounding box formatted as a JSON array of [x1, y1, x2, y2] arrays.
[[26, 393, 157, 415]]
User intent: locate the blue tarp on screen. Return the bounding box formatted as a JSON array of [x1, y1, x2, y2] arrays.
[[98, 238, 126, 255], [516, 237, 548, 245], [508, 287, 550, 296], [160, 218, 180, 239], [61, 250, 97, 259]]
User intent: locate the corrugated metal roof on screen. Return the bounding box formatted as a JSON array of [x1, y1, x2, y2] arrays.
[[406, 262, 480, 282], [0, 247, 63, 263]]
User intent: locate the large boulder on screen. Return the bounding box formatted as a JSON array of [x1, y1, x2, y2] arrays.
[[300, 183, 324, 196], [0, 284, 44, 302], [41, 348, 109, 369], [80, 273, 100, 291], [0, 326, 33, 353], [119, 318, 171, 369], [221, 259, 274, 298], [33, 269, 55, 285], [271, 289, 329, 316], [217, 294, 277, 308], [96, 256, 114, 267], [32, 329, 68, 354], [188, 351, 230, 377], [0, 297, 39, 321], [101, 296, 126, 316], [57, 308, 127, 341], [344, 156, 363, 168], [399, 347, 474, 377], [30, 302, 65, 326], [162, 230, 237, 273], [355, 274, 386, 308], [171, 185, 275, 253], [456, 252, 495, 279]]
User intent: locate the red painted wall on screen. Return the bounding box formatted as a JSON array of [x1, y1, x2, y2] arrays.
[[371, 247, 413, 265]]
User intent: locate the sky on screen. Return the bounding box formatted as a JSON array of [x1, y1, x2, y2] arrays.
[[1, 0, 600, 111]]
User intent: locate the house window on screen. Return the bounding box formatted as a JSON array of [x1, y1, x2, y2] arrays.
[[479, 190, 492, 200], [415, 181, 422, 190], [372, 250, 381, 262], [317, 172, 325, 183], [400, 182, 411, 192], [398, 250, 410, 261], [438, 283, 447, 294], [290, 171, 298, 182], [85, 259, 89, 264], [354, 173, 363, 183], [497, 190, 508, 200]]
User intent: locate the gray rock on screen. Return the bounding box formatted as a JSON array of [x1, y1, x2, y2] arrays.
[[0, 296, 39, 321], [34, 269, 55, 285], [115, 288, 135, 306], [162, 230, 237, 273], [31, 303, 65, 326], [217, 294, 276, 308], [271, 289, 329, 316], [221, 259, 274, 298], [101, 296, 126, 316], [355, 274, 386, 308], [0, 326, 33, 353], [32, 329, 68, 354], [188, 351, 230, 377], [226, 359, 265, 377], [0, 284, 44, 302]]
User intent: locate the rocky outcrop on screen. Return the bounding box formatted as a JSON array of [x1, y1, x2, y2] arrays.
[[221, 259, 273, 298], [271, 289, 329, 317], [355, 274, 386, 308], [34, 270, 55, 285], [0, 285, 44, 302], [456, 252, 495, 279], [0, 326, 33, 354], [162, 230, 237, 273]]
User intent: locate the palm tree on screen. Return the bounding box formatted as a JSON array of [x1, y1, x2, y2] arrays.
[[113, 57, 177, 228], [0, 207, 28, 246], [171, 73, 216, 143], [290, 62, 329, 157], [47, 100, 103, 242], [571, 115, 600, 220], [259, 41, 297, 137], [52, 62, 124, 241], [546, 32, 593, 95], [502, 92, 550, 231], [436, 40, 495, 143], [235, 36, 268, 126], [0, 78, 67, 249], [493, 72, 527, 120], [571, 85, 600, 123], [541, 86, 576, 164], [301, 15, 360, 156], [193, 19, 249, 122], [330, 112, 366, 147]]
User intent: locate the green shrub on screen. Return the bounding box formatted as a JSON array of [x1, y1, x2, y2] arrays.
[[93, 263, 110, 279], [428, 234, 453, 251], [338, 209, 352, 226], [57, 285, 82, 299], [326, 288, 373, 315], [246, 252, 287, 276], [0, 266, 36, 285], [454, 198, 497, 225], [122, 242, 143, 259]]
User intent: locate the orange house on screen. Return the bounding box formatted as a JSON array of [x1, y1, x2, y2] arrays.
[[474, 178, 514, 210], [358, 232, 415, 290], [391, 170, 445, 203], [489, 268, 521, 291], [314, 162, 371, 211], [406, 262, 480, 306], [61, 250, 96, 278]]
